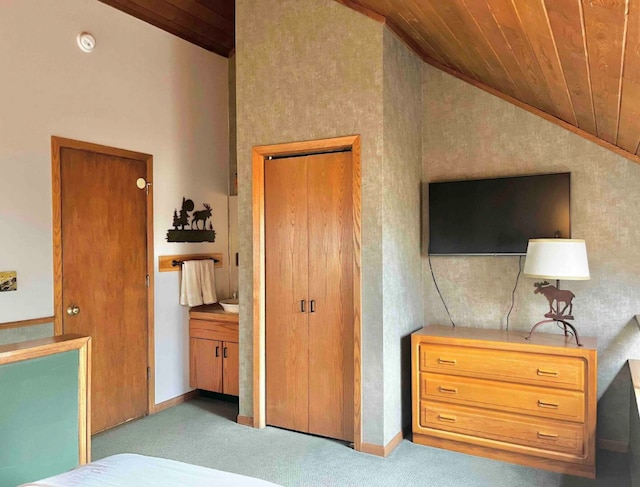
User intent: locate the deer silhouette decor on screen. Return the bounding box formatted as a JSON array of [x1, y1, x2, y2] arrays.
[[533, 281, 575, 320], [528, 280, 582, 346], [166, 198, 216, 243]]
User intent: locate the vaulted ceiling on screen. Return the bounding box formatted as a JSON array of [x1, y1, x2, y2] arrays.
[[98, 0, 234, 57], [99, 0, 640, 164], [345, 0, 640, 163]]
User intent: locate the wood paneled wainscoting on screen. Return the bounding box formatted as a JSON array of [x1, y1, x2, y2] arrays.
[[251, 135, 362, 450]]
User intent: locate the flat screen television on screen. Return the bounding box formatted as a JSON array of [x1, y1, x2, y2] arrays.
[[428, 173, 570, 255]]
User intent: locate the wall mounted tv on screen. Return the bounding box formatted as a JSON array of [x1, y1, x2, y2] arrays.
[[428, 173, 570, 255]]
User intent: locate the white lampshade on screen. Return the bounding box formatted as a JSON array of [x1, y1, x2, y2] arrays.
[[523, 239, 590, 281]]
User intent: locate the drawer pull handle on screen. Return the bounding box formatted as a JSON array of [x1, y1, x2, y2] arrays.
[[215, 346, 220, 357], [438, 358, 457, 365], [438, 414, 456, 423], [438, 386, 458, 394], [537, 400, 559, 409], [537, 432, 559, 440], [537, 369, 559, 377]]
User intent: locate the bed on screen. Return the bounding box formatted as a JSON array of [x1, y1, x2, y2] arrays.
[[19, 454, 281, 487]]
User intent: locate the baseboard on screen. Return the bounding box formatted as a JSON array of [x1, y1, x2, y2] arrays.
[[360, 430, 404, 457], [237, 414, 253, 427], [153, 390, 199, 414], [598, 438, 629, 453]]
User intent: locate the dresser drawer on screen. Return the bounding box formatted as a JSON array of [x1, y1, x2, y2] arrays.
[[420, 401, 584, 457], [420, 343, 585, 391], [421, 373, 584, 422]]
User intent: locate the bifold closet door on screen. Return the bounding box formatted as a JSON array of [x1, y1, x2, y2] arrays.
[[307, 152, 353, 442], [265, 155, 310, 433], [265, 151, 354, 442]]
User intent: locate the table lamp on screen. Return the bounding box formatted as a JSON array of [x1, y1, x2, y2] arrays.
[[523, 238, 590, 346]]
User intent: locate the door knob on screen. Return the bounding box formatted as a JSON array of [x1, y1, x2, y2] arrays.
[[66, 304, 80, 316]]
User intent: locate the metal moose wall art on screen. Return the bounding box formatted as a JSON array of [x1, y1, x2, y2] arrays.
[[166, 197, 216, 243]]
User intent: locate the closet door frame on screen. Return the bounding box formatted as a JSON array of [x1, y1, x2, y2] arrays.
[[251, 135, 362, 451]]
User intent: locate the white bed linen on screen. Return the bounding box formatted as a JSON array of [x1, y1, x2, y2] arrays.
[[20, 454, 281, 487]]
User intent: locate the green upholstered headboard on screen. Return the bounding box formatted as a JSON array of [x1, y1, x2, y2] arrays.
[[0, 335, 90, 487]]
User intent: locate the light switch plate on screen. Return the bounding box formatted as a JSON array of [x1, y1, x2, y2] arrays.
[[0, 271, 17, 292]]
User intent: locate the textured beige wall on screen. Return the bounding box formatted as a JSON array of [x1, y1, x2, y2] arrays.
[[382, 30, 424, 442], [236, 0, 386, 443], [423, 64, 640, 442]]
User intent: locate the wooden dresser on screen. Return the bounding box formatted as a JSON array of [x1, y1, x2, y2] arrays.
[[411, 325, 597, 478], [189, 305, 239, 396]]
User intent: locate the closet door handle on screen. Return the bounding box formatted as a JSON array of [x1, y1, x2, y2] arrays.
[[215, 346, 220, 357], [300, 300, 306, 313], [223, 347, 228, 359], [310, 300, 316, 313]]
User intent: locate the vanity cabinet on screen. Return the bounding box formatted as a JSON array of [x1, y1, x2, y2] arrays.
[[189, 305, 239, 396], [411, 325, 597, 478]]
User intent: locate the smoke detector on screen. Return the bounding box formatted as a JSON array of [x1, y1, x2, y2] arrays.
[[77, 32, 96, 53]]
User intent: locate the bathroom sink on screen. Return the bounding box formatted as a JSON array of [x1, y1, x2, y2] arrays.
[[220, 299, 239, 313]]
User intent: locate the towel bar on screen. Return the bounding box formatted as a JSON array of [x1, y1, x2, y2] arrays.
[[171, 258, 219, 267]]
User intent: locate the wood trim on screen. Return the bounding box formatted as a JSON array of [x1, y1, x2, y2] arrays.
[[237, 414, 253, 427], [51, 137, 63, 337], [153, 390, 199, 413], [251, 135, 362, 449], [351, 136, 362, 452], [252, 147, 266, 429], [0, 316, 55, 330], [77, 335, 91, 463], [360, 430, 404, 457], [50, 136, 156, 417], [0, 334, 91, 464], [158, 253, 223, 272], [145, 158, 155, 415], [598, 438, 629, 453]]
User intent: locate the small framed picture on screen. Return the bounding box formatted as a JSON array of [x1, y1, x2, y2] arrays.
[[0, 271, 17, 292]]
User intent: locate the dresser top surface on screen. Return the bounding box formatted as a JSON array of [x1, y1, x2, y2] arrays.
[[413, 325, 597, 352]]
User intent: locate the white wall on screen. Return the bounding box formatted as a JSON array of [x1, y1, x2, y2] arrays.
[[0, 0, 229, 404]]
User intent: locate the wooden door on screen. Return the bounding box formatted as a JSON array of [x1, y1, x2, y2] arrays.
[[265, 152, 353, 441], [307, 152, 354, 441], [265, 155, 309, 433], [223, 341, 239, 396], [60, 147, 148, 434]]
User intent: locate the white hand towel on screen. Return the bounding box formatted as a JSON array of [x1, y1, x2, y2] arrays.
[[180, 260, 204, 307], [200, 259, 218, 304]]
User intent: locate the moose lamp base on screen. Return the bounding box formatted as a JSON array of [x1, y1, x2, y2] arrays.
[[526, 317, 583, 347], [527, 281, 583, 347]]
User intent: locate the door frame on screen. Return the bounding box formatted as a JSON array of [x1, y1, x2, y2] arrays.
[[51, 136, 156, 415], [251, 135, 362, 450]]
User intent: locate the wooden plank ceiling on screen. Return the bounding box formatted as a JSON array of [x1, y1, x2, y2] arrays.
[[344, 0, 640, 161], [97, 0, 234, 57]]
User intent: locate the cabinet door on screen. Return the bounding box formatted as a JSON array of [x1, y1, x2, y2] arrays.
[[307, 151, 354, 442], [265, 155, 310, 433], [190, 338, 223, 393], [222, 342, 239, 396]]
